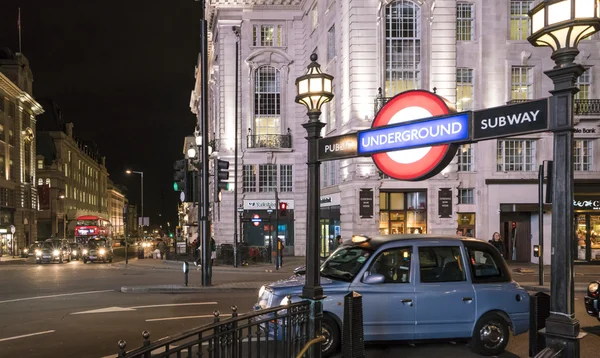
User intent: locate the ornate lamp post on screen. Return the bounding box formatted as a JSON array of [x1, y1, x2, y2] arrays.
[[295, 53, 333, 358], [528, 1, 600, 356]]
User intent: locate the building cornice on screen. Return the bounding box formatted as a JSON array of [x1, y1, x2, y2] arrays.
[[0, 72, 44, 115]]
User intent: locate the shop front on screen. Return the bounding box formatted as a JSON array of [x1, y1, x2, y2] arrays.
[[242, 199, 295, 256], [379, 191, 427, 235], [457, 213, 476, 237], [0, 208, 15, 256], [320, 193, 341, 258], [574, 195, 600, 264]]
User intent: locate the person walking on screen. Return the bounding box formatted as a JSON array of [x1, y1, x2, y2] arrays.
[[157, 239, 167, 260], [210, 237, 217, 266], [489, 232, 506, 257], [277, 238, 285, 267]]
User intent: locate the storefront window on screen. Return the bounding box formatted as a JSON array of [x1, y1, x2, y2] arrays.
[[379, 191, 427, 235], [457, 213, 476, 237]]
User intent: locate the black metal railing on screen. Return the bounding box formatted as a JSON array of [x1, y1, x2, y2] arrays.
[[216, 244, 272, 266], [117, 300, 311, 358], [247, 129, 292, 149], [507, 99, 600, 115]]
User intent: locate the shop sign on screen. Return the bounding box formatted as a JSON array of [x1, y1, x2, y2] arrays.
[[438, 188, 453, 218], [244, 199, 295, 210], [320, 193, 340, 207], [359, 189, 373, 218], [574, 127, 597, 135], [366, 90, 464, 181], [472, 99, 548, 141], [318, 133, 358, 161], [573, 198, 600, 210]]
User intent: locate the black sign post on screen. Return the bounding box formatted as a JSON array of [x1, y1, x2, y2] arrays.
[[438, 188, 453, 218], [472, 99, 549, 141], [359, 189, 373, 218]]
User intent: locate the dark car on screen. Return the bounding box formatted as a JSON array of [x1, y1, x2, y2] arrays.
[[69, 243, 83, 260], [35, 241, 71, 264], [584, 280, 600, 322], [21, 241, 43, 258], [82, 238, 113, 263]]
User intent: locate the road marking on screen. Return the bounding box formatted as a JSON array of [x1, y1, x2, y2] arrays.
[[71, 302, 218, 315], [0, 290, 114, 304], [0, 330, 55, 343], [146, 314, 232, 322]]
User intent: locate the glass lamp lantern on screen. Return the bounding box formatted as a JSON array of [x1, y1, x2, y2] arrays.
[[295, 53, 334, 115], [528, 0, 600, 65]]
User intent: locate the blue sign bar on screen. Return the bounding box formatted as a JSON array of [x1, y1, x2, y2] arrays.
[[357, 112, 471, 155]]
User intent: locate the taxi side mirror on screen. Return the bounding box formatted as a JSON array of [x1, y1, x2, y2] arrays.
[[363, 273, 385, 285]]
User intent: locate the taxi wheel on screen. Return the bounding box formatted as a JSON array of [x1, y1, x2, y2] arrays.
[[321, 314, 340, 357], [469, 312, 509, 356]]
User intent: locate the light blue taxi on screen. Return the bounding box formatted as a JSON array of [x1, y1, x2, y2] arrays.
[[255, 234, 530, 356]]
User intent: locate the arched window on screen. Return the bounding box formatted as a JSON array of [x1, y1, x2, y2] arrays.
[[45, 178, 51, 187], [385, 0, 421, 96], [254, 66, 281, 136], [37, 178, 43, 186]]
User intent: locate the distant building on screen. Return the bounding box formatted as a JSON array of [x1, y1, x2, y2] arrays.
[[108, 180, 126, 238], [0, 48, 44, 255], [35, 100, 110, 240], [125, 203, 138, 237]]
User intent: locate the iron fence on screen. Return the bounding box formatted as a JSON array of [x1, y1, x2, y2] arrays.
[[116, 300, 311, 358]]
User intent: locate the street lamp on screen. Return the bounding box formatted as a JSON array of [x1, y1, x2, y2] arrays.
[[295, 53, 333, 358], [267, 208, 273, 264], [237, 205, 244, 268], [528, 1, 600, 355], [125, 170, 144, 236]]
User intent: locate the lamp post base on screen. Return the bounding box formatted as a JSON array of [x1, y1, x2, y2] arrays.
[[540, 317, 586, 357]]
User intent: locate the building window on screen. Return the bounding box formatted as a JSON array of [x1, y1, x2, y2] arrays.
[[253, 25, 283, 47], [8, 129, 14, 145], [457, 213, 476, 237], [379, 191, 427, 235], [9, 159, 13, 180], [254, 66, 280, 136], [456, 3, 474, 41], [37, 159, 44, 169], [65, 184, 69, 198], [458, 188, 474, 204], [510, 1, 533, 40], [511, 66, 533, 100], [38, 178, 43, 186], [8, 102, 15, 118], [321, 160, 340, 188], [259, 164, 277, 192], [385, 0, 421, 96], [45, 178, 51, 187], [0, 124, 4, 141], [456, 68, 474, 111], [0, 97, 4, 112], [328, 26, 336, 60], [457, 144, 474, 172], [497, 139, 536, 171], [574, 140, 593, 171], [280, 164, 293, 192], [0, 155, 5, 177], [576, 67, 592, 100], [327, 85, 336, 133], [312, 6, 318, 31], [64, 163, 69, 177]]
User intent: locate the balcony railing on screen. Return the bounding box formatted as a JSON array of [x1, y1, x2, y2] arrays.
[[247, 128, 292, 149], [506, 99, 600, 116]]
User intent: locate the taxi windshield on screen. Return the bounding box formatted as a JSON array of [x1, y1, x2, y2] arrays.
[[320, 246, 373, 282]]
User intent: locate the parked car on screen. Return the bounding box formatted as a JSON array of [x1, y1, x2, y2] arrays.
[[69, 243, 83, 260], [584, 280, 600, 322], [82, 238, 113, 263], [35, 240, 71, 264], [255, 234, 530, 357], [21, 241, 43, 258]]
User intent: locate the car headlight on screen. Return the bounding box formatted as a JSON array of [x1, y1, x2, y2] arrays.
[[280, 296, 291, 306], [72, 250, 77, 255], [53, 250, 60, 256], [589, 282, 599, 294], [82, 249, 88, 255], [23, 249, 28, 253], [35, 249, 41, 255], [258, 285, 266, 298], [99, 249, 106, 255]]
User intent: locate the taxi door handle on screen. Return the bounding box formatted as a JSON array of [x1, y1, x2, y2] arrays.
[[401, 299, 413, 306], [462, 297, 473, 302]]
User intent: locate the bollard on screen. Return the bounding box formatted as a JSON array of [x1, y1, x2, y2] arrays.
[[117, 340, 127, 357], [529, 292, 551, 357], [342, 291, 365, 358], [183, 262, 189, 286]]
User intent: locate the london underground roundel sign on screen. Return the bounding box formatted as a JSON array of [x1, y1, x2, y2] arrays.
[[372, 90, 459, 181]]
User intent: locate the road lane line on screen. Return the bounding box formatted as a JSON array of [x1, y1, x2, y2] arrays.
[[0, 330, 55, 342], [0, 290, 114, 304], [146, 314, 232, 322], [130, 302, 218, 309]]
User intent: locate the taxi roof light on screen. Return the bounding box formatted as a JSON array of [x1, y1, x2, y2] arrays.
[[351, 235, 370, 244]]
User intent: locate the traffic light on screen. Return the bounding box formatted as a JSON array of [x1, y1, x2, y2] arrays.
[[279, 202, 288, 216], [214, 158, 230, 202], [173, 159, 187, 192]]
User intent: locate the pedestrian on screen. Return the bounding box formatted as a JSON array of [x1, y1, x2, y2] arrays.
[[336, 235, 343, 246], [278, 238, 285, 267], [489, 232, 505, 257], [210, 237, 217, 266], [456, 229, 463, 236], [157, 239, 167, 260]]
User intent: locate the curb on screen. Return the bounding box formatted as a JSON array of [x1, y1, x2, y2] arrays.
[[521, 285, 589, 293], [121, 284, 263, 293]]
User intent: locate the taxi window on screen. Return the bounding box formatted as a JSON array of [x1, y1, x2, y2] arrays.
[[367, 247, 412, 283], [465, 244, 508, 283], [419, 246, 466, 283]]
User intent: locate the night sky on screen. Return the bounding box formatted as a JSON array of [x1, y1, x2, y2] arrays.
[[0, 1, 201, 229]]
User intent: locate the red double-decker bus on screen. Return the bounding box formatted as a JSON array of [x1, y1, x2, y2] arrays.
[[74, 215, 112, 244]]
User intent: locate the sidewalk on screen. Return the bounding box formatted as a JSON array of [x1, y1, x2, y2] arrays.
[[0, 256, 27, 265]]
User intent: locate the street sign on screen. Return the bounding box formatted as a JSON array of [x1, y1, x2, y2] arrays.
[[252, 214, 262, 227], [10, 225, 15, 234], [369, 90, 459, 181], [472, 99, 549, 141], [318, 133, 358, 161], [357, 112, 470, 155]]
